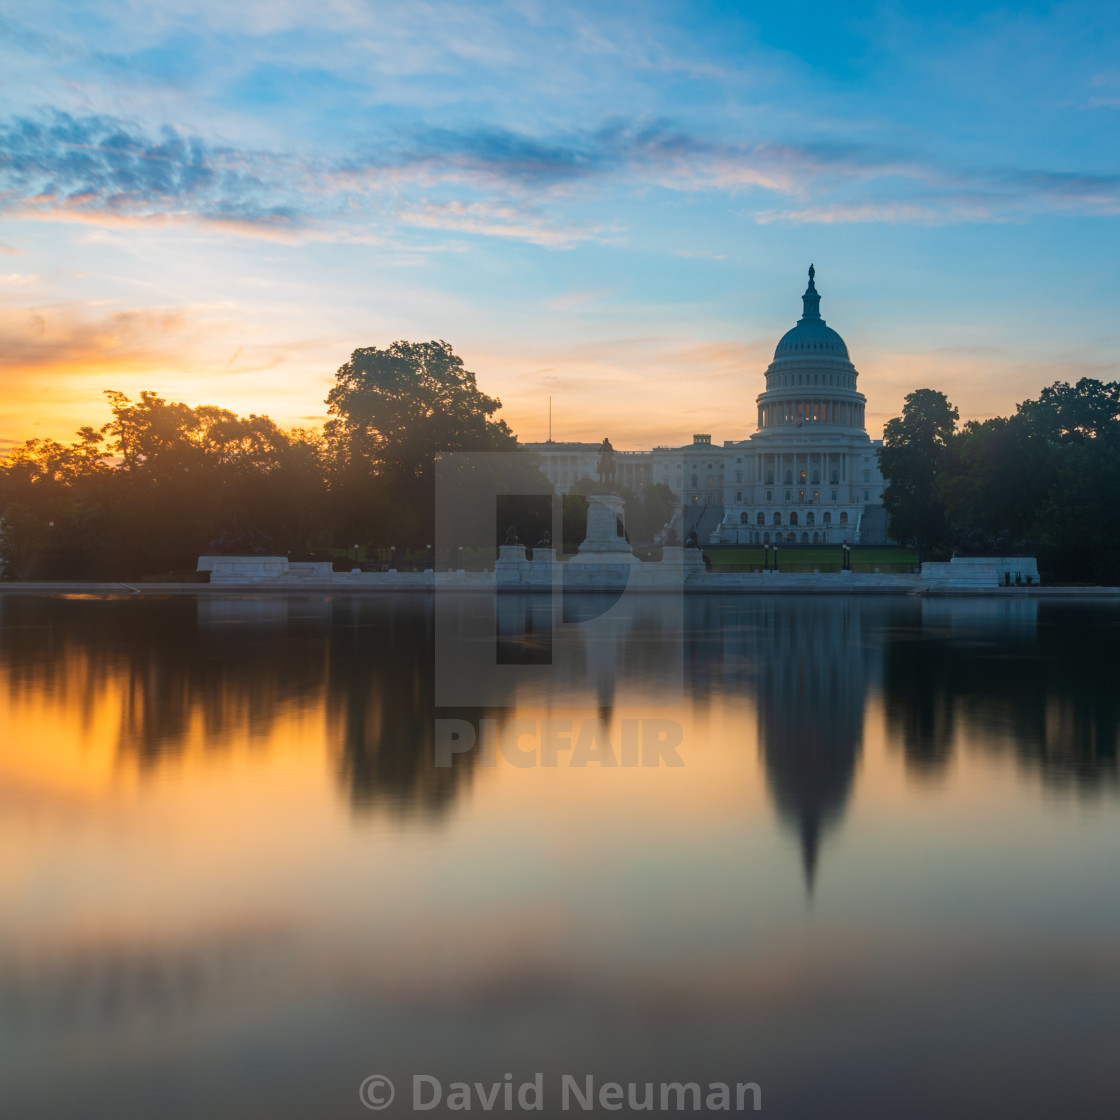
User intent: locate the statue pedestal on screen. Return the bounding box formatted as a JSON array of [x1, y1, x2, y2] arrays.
[[570, 493, 638, 563], [495, 543, 530, 586], [527, 546, 557, 586], [567, 494, 639, 585], [660, 545, 706, 572]]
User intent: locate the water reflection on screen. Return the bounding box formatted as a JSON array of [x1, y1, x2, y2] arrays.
[[687, 598, 877, 891], [1, 592, 1117, 835], [884, 599, 1120, 792], [3, 592, 1120, 1119]]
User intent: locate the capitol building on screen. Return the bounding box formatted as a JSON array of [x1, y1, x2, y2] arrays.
[[524, 267, 888, 544]]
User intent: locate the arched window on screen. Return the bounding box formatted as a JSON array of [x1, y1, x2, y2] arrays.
[[789, 511, 799, 526], [756, 512, 765, 525], [839, 511, 848, 524], [739, 512, 749, 524], [812, 532, 819, 544], [763, 532, 770, 543], [806, 512, 815, 525], [773, 512, 782, 525], [823, 512, 831, 524], [801, 532, 809, 543]]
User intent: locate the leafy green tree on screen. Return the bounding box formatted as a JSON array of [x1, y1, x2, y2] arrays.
[[325, 341, 520, 547], [1, 394, 329, 579], [627, 481, 678, 544], [878, 388, 959, 560], [99, 391, 329, 573], [0, 430, 110, 578], [937, 415, 1050, 546], [1017, 378, 1120, 445], [325, 341, 517, 474]]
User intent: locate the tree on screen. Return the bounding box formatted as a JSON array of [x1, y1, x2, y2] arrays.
[[878, 388, 959, 561], [325, 341, 517, 476], [627, 481, 678, 545], [937, 415, 1050, 547], [0, 430, 110, 578], [324, 341, 520, 547], [1017, 378, 1120, 445], [0, 393, 330, 579]]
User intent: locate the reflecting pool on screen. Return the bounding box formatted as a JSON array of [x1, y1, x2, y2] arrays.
[[1, 593, 1118, 1118]]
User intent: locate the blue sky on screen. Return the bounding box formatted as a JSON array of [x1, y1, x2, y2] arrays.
[[1, 0, 1118, 447]]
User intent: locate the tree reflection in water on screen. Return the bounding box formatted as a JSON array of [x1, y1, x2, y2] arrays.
[[0, 592, 1116, 882]]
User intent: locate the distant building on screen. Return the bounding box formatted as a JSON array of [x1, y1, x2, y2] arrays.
[[519, 441, 653, 495], [522, 266, 888, 543]]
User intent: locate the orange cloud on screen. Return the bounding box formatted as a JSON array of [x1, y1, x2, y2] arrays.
[[0, 303, 336, 445]]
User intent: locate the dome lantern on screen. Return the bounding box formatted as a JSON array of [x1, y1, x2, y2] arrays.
[[801, 263, 821, 321]]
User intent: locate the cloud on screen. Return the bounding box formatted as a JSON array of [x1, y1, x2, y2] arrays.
[[757, 166, 1120, 226], [544, 288, 613, 311], [341, 119, 1120, 225], [0, 111, 303, 232], [397, 199, 614, 247], [338, 120, 905, 199], [0, 305, 198, 374], [3, 107, 1118, 253], [0, 301, 335, 446]]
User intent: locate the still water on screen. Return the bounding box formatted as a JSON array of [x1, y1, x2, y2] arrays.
[[1, 592, 1118, 1119]]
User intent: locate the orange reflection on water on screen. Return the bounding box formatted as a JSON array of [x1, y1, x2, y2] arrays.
[[2, 593, 1120, 1120]]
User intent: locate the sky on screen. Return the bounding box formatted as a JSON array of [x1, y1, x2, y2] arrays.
[[1, 0, 1118, 450]]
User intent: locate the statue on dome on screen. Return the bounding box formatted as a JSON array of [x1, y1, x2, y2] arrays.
[[597, 437, 617, 489], [808, 263, 815, 282]]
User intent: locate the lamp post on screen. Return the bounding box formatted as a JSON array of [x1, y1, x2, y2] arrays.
[[457, 544, 463, 571], [389, 545, 396, 571]]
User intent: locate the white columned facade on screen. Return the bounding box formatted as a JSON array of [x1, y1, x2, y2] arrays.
[[716, 265, 885, 545]]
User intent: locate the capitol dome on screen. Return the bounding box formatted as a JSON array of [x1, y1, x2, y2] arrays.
[[753, 265, 867, 434], [772, 264, 849, 360], [773, 319, 849, 360]]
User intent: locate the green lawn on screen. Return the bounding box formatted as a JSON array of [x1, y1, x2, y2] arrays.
[[705, 546, 918, 569]]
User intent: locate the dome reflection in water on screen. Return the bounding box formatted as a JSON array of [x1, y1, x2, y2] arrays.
[[0, 592, 1117, 1120]]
